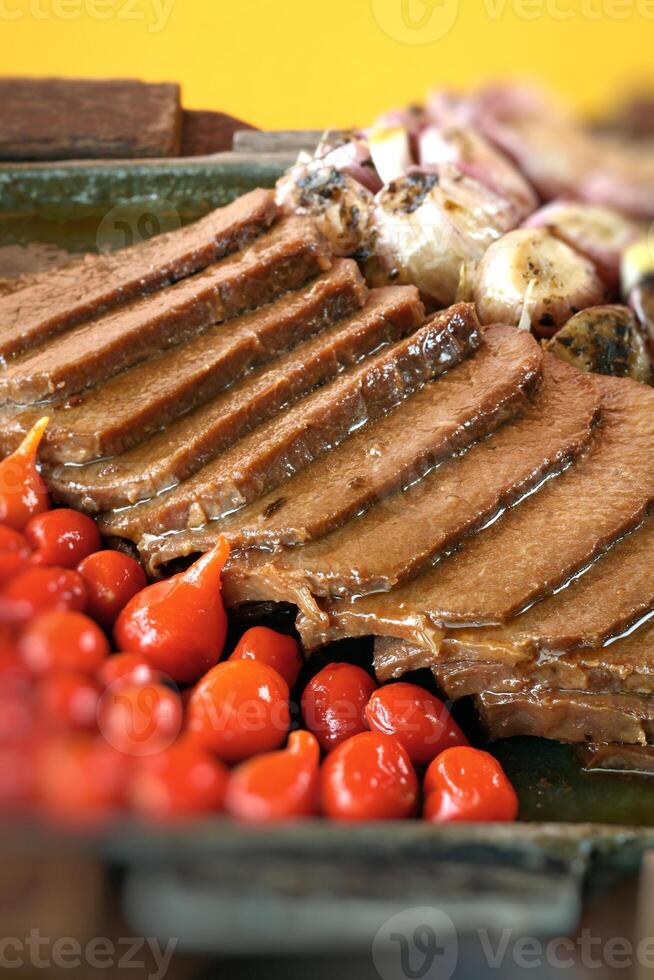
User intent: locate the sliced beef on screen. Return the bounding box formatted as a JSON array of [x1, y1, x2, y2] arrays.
[[373, 636, 528, 686], [577, 743, 654, 773], [534, 621, 654, 696], [374, 637, 436, 683], [381, 639, 654, 746], [373, 636, 529, 685], [55, 284, 423, 511], [0, 218, 330, 405], [435, 620, 654, 698], [224, 354, 597, 604], [300, 375, 654, 650], [476, 689, 654, 746], [435, 661, 539, 699], [101, 303, 479, 542], [442, 514, 654, 662], [145, 325, 543, 574], [378, 614, 654, 696], [7, 260, 366, 464], [0, 189, 276, 361]]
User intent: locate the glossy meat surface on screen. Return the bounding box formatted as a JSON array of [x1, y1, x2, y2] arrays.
[[0, 189, 276, 360], [144, 322, 535, 574], [225, 354, 596, 604], [0, 218, 330, 404], [301, 376, 654, 648], [101, 299, 476, 540], [22, 261, 367, 468]]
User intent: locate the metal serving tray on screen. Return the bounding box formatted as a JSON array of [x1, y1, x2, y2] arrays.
[[2, 150, 653, 955]]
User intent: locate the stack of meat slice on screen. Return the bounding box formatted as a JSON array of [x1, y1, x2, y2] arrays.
[[0, 188, 481, 541], [5, 188, 654, 757]]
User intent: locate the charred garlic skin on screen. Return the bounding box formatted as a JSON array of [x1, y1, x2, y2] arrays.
[[524, 201, 643, 292], [545, 305, 651, 383], [310, 132, 383, 194], [276, 165, 374, 258], [372, 167, 514, 307], [473, 227, 609, 337], [418, 124, 538, 225]]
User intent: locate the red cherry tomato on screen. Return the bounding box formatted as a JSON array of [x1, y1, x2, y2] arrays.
[[321, 731, 419, 821], [77, 550, 147, 628], [0, 526, 31, 555], [4, 566, 87, 615], [0, 688, 34, 744], [0, 417, 50, 531], [26, 508, 100, 569], [301, 663, 377, 752], [187, 660, 290, 764], [98, 653, 161, 691], [34, 734, 127, 826], [115, 540, 229, 684], [36, 671, 101, 732], [129, 738, 229, 821], [0, 742, 35, 809], [97, 682, 182, 757], [0, 550, 29, 585], [226, 730, 320, 822], [0, 641, 32, 693], [423, 747, 519, 823], [229, 626, 303, 688], [20, 610, 109, 675], [365, 682, 468, 766], [180, 685, 195, 712]]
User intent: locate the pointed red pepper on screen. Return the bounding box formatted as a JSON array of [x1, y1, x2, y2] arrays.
[[0, 417, 50, 531], [114, 539, 230, 684], [226, 730, 320, 822]]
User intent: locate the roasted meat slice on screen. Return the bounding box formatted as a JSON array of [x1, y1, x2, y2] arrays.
[[293, 375, 654, 650], [101, 301, 476, 542], [0, 218, 332, 406], [477, 689, 654, 747], [441, 514, 654, 663], [142, 322, 539, 576], [0, 188, 277, 360], [3, 261, 368, 465], [221, 352, 599, 608]]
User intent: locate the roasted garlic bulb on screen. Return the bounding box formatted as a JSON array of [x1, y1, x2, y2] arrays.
[[545, 305, 651, 383], [474, 228, 608, 335]]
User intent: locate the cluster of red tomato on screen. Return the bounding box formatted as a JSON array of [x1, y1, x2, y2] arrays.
[[1, 418, 518, 826]]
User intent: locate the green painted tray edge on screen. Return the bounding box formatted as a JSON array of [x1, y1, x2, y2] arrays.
[[0, 151, 293, 216]]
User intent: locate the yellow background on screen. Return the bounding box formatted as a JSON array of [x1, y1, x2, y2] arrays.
[[0, 0, 652, 129]]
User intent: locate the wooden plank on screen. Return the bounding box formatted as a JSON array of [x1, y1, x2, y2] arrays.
[[0, 77, 182, 161]]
